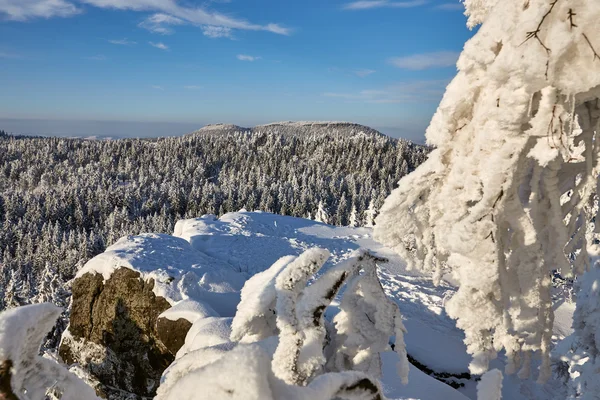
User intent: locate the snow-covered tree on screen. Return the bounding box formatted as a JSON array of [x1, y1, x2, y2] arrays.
[[32, 263, 68, 306], [375, 0, 600, 384], [364, 200, 376, 228], [3, 268, 27, 309], [0, 303, 99, 400], [314, 201, 330, 224], [348, 203, 359, 227]]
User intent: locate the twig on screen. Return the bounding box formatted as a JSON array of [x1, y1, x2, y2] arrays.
[[583, 33, 600, 61], [568, 9, 577, 29], [547, 103, 558, 149], [521, 0, 558, 54]]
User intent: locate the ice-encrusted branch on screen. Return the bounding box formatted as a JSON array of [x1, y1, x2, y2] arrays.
[[272, 248, 331, 385], [230, 255, 298, 343]]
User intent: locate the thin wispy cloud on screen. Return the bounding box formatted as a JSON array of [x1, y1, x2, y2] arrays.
[[389, 51, 459, 70], [202, 26, 233, 39], [139, 13, 184, 35], [433, 3, 464, 10], [323, 80, 449, 104], [108, 38, 137, 45], [151, 85, 164, 90], [149, 42, 169, 51], [329, 67, 376, 78], [86, 54, 107, 61], [0, 0, 80, 21], [1, 0, 290, 38], [184, 85, 202, 90], [237, 54, 260, 62], [343, 0, 427, 10], [354, 69, 376, 77]]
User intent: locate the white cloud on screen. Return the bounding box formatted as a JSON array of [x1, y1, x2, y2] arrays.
[[80, 0, 291, 36], [151, 85, 164, 90], [184, 85, 202, 90], [0, 0, 80, 20], [354, 69, 376, 77], [323, 80, 449, 104], [202, 25, 233, 39], [434, 3, 464, 10], [108, 38, 137, 45], [389, 51, 459, 70], [149, 41, 169, 50], [138, 13, 184, 34], [237, 54, 260, 61], [1, 0, 290, 37], [86, 54, 107, 60], [343, 0, 427, 10]]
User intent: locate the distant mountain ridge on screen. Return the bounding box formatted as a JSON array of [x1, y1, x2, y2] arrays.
[[194, 121, 392, 140]]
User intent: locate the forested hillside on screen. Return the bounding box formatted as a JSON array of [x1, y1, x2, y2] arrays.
[[0, 122, 427, 311]]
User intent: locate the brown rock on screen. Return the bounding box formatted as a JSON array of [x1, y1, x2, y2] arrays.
[[156, 317, 192, 355], [60, 267, 192, 399]]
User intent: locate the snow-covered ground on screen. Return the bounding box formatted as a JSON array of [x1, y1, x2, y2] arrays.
[[77, 211, 575, 399]]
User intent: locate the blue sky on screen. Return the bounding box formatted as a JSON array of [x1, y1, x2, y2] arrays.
[[0, 0, 474, 141]]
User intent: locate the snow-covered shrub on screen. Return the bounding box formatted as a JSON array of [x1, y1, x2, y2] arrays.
[[375, 0, 600, 383], [157, 248, 407, 399], [0, 303, 99, 400]]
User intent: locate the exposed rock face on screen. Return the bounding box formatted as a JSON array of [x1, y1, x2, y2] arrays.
[[0, 360, 18, 400], [60, 268, 191, 399], [155, 317, 192, 355]]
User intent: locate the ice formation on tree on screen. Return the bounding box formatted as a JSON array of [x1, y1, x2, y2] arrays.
[[477, 369, 503, 400], [158, 248, 407, 399], [0, 303, 99, 400], [375, 0, 600, 382]]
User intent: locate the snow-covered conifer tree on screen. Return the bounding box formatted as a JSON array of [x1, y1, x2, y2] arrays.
[[348, 203, 359, 227], [364, 200, 376, 228], [375, 0, 600, 383], [315, 201, 329, 224]]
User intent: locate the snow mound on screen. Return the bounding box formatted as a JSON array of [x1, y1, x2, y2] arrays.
[[174, 211, 405, 275], [75, 233, 239, 308]]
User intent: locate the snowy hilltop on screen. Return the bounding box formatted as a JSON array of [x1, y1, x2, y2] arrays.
[[194, 121, 389, 139]]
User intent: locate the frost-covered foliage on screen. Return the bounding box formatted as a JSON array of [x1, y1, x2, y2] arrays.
[[375, 0, 600, 382], [158, 248, 407, 399], [477, 369, 503, 400], [0, 303, 99, 400]]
